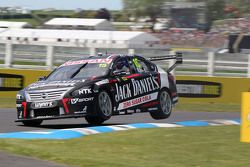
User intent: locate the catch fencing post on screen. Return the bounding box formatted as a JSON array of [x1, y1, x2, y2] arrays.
[[46, 45, 54, 70], [241, 92, 250, 142], [207, 52, 215, 76], [5, 43, 13, 68], [89, 47, 96, 56], [247, 54, 250, 77], [128, 49, 135, 55]]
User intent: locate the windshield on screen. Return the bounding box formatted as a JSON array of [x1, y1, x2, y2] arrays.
[[46, 62, 110, 81]]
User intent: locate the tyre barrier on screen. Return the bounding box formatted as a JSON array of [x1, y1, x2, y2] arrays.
[[0, 119, 240, 140]]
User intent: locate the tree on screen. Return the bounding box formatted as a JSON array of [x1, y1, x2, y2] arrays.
[[205, 0, 226, 29], [230, 0, 250, 14], [123, 0, 165, 32], [95, 8, 111, 21]]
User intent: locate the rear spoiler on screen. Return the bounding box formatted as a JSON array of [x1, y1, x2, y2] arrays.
[[147, 52, 183, 73]]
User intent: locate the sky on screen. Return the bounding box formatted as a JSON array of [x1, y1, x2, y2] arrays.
[[0, 0, 123, 10]]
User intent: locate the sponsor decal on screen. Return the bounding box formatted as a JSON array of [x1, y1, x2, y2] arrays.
[[117, 92, 158, 110], [115, 76, 159, 102], [71, 97, 94, 104], [127, 110, 134, 114], [148, 107, 158, 111], [135, 109, 141, 113], [18, 111, 22, 118], [0, 73, 23, 91], [99, 63, 108, 68], [61, 59, 112, 66], [119, 111, 126, 115], [71, 98, 78, 104], [32, 101, 55, 109], [78, 89, 92, 95], [29, 80, 80, 89], [121, 77, 128, 81], [74, 106, 87, 114], [93, 89, 99, 93], [176, 80, 222, 98], [36, 116, 53, 119], [16, 104, 22, 108], [95, 79, 109, 86]]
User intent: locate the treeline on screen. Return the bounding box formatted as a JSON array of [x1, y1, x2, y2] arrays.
[[0, 14, 32, 19]]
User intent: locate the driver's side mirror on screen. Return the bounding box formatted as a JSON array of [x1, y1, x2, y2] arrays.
[[113, 70, 127, 76], [38, 76, 47, 81]]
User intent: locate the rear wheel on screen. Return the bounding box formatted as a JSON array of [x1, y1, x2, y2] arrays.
[[85, 90, 112, 125], [150, 89, 172, 120], [22, 120, 43, 126]]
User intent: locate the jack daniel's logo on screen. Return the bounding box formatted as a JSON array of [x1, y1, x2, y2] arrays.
[[115, 76, 159, 102]]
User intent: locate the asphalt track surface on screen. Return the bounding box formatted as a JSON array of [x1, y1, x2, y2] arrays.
[[0, 108, 240, 133], [0, 151, 68, 167], [0, 108, 240, 167]]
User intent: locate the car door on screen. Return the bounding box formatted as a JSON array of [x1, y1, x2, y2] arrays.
[[109, 56, 135, 112], [121, 56, 160, 109]]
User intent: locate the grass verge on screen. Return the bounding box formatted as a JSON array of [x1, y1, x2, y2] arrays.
[[0, 98, 16, 108], [0, 126, 248, 167]]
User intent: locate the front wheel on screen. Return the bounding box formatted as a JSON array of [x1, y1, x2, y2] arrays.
[[22, 120, 43, 127], [85, 116, 106, 125], [85, 90, 112, 125], [150, 89, 172, 120]]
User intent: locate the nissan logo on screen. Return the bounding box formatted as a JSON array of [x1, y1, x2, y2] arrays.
[[41, 93, 48, 99]]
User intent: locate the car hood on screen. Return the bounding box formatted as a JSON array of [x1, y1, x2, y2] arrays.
[[26, 79, 86, 91]]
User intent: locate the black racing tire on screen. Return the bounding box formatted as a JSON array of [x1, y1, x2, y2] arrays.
[[85, 116, 106, 125], [85, 90, 113, 125], [22, 120, 43, 127], [150, 89, 172, 120]]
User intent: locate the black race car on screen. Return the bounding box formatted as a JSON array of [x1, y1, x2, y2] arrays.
[[16, 53, 182, 126]]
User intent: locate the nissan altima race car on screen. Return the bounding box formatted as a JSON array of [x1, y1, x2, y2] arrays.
[[16, 53, 182, 126]]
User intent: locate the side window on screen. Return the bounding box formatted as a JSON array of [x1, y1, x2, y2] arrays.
[[112, 57, 131, 75], [132, 57, 152, 73]]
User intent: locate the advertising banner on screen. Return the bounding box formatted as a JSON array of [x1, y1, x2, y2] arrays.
[[0, 68, 248, 104]]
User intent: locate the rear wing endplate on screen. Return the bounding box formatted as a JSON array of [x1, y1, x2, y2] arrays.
[[147, 52, 183, 73]]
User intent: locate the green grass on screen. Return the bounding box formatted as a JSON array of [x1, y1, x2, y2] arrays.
[[0, 60, 45, 66], [32, 10, 75, 16], [0, 126, 248, 167], [12, 61, 46, 66], [0, 98, 16, 108]]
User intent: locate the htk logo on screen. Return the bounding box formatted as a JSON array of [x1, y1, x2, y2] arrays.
[[78, 89, 92, 95]]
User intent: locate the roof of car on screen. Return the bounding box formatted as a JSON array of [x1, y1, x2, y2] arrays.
[[67, 54, 133, 62], [59, 54, 127, 67], [64, 54, 149, 64]]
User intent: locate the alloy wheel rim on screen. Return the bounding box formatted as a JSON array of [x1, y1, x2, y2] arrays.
[[99, 92, 112, 116], [160, 91, 171, 115]]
